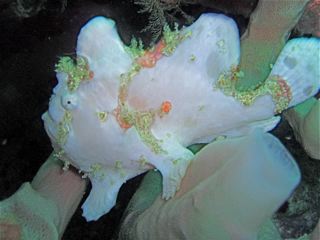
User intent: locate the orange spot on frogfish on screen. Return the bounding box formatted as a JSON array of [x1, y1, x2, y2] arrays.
[[137, 40, 166, 68], [89, 71, 94, 80], [161, 101, 172, 114], [113, 106, 132, 130]]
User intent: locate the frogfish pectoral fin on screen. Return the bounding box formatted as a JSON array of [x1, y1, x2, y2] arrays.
[[148, 137, 194, 200], [81, 169, 126, 221]]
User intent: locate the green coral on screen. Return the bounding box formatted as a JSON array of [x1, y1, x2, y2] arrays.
[[55, 56, 91, 92]]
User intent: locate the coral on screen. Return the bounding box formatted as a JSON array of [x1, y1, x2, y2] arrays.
[[134, 0, 194, 43]]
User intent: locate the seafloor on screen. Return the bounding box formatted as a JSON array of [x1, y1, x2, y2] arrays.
[[0, 1, 319, 239]]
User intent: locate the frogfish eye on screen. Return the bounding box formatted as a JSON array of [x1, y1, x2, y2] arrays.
[[61, 93, 78, 110]]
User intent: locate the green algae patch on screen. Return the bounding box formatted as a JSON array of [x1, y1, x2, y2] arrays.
[[125, 38, 145, 59], [97, 111, 108, 122], [118, 104, 167, 155], [216, 66, 292, 114], [57, 111, 72, 145], [162, 23, 192, 56], [89, 163, 106, 181], [118, 63, 142, 104], [55, 56, 93, 92]]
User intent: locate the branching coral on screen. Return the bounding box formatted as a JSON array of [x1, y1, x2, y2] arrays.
[[134, 0, 194, 43]]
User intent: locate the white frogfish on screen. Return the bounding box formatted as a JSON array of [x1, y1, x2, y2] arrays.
[[42, 13, 320, 221]]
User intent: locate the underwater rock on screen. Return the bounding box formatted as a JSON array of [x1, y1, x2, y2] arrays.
[[42, 13, 319, 221]]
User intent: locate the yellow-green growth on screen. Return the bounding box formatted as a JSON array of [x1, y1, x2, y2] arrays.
[[119, 104, 166, 154], [264, 76, 292, 113], [114, 160, 126, 178], [55, 56, 92, 92], [120, 64, 141, 85], [90, 163, 106, 181], [172, 158, 180, 165], [134, 111, 166, 154], [125, 38, 145, 59], [138, 155, 148, 169], [91, 163, 102, 172], [216, 66, 292, 114], [53, 149, 65, 160], [62, 160, 71, 171], [119, 64, 142, 103], [189, 54, 196, 62], [57, 111, 72, 145], [115, 160, 123, 170], [162, 23, 192, 56], [97, 111, 108, 122]]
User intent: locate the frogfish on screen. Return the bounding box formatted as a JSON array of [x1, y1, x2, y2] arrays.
[[42, 13, 320, 221]]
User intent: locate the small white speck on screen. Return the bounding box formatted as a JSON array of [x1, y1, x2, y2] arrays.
[[285, 136, 292, 140], [216, 39, 225, 48], [216, 39, 227, 54], [1, 139, 7, 146], [62, 161, 70, 171]]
